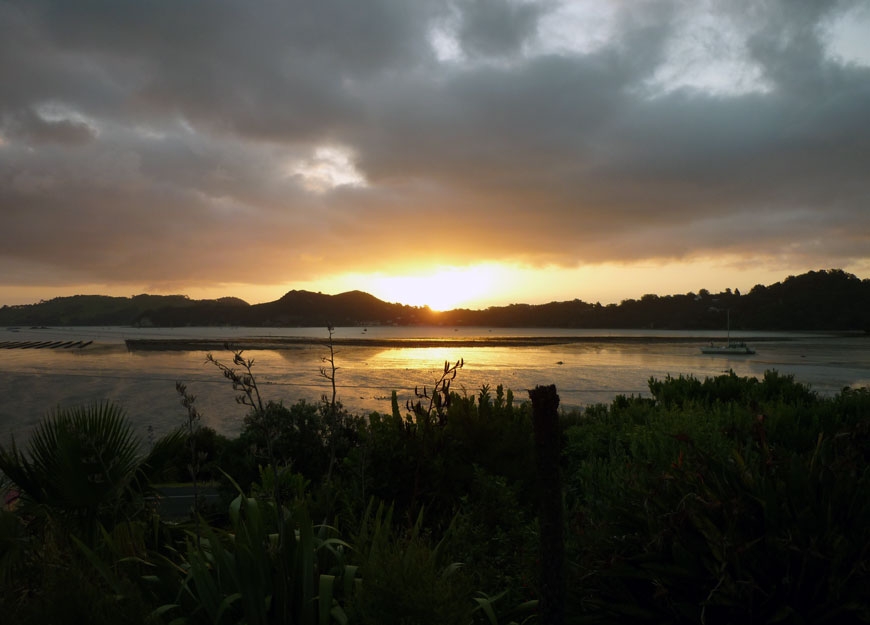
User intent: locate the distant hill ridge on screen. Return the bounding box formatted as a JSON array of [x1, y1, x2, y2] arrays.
[[1, 269, 868, 331]]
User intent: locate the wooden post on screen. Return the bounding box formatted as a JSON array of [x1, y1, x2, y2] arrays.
[[529, 384, 565, 625]]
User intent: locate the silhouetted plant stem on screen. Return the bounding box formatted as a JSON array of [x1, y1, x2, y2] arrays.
[[529, 384, 565, 625], [406, 359, 464, 521], [320, 324, 340, 489], [407, 358, 464, 427], [206, 347, 292, 621], [175, 381, 203, 546], [206, 348, 265, 414]]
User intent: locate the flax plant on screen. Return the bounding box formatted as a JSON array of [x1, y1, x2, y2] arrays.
[[176, 382, 205, 544], [404, 359, 464, 518], [319, 325, 341, 492], [155, 487, 356, 625], [204, 348, 302, 622]]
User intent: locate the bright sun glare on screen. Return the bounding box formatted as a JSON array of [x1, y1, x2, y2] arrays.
[[368, 266, 500, 311]]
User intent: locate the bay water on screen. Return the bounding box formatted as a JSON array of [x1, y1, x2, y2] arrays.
[[1, 325, 867, 444]]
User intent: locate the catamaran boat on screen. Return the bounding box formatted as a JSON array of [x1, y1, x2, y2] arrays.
[[700, 310, 755, 355]]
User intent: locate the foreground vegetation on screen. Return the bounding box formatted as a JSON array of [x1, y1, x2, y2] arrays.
[[1, 352, 869, 623]]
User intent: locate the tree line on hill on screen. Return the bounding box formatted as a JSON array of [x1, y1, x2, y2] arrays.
[[1, 269, 868, 331]]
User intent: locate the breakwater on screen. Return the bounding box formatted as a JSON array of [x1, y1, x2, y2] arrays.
[[123, 334, 752, 351]]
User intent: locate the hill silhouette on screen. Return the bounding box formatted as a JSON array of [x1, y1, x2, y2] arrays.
[[0, 269, 867, 331]]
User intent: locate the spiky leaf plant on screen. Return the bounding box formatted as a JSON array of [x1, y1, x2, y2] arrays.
[[0, 401, 146, 540]]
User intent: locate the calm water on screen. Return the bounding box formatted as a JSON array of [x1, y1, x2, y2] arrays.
[[1, 325, 868, 443]]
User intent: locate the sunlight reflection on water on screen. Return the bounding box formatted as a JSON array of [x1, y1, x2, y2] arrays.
[[0, 326, 867, 443]]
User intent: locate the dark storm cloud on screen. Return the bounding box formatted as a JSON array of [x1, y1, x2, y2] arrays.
[[0, 0, 867, 292]]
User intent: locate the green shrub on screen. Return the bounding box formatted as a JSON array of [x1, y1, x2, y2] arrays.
[[445, 467, 538, 606], [352, 504, 472, 625], [563, 370, 870, 623]]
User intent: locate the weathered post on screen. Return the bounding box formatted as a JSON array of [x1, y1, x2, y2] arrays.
[[529, 384, 565, 625]]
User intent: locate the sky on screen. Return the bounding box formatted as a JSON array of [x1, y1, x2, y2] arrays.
[[1, 0, 869, 311]]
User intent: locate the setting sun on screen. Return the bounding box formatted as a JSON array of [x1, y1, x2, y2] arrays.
[[247, 259, 811, 314], [365, 265, 503, 311]]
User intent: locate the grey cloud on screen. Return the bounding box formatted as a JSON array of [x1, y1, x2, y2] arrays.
[[456, 0, 547, 58], [2, 108, 97, 145], [0, 0, 867, 291]]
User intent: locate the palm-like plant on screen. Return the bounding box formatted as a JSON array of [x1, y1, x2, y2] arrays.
[[0, 402, 149, 541]]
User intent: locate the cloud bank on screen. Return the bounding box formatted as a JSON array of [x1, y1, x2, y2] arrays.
[[1, 0, 868, 298]]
